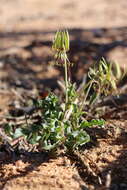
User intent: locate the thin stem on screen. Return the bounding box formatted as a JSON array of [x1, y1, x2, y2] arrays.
[[80, 80, 93, 111], [64, 55, 68, 104]]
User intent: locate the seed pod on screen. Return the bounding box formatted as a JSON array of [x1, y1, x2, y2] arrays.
[[57, 31, 62, 50], [52, 30, 70, 52], [52, 31, 58, 50], [64, 30, 69, 51]]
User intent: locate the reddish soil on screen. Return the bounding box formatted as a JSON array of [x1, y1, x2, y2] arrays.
[[0, 1, 127, 190]]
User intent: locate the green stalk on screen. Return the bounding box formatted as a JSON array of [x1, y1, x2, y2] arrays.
[[64, 55, 68, 104], [80, 80, 93, 111]]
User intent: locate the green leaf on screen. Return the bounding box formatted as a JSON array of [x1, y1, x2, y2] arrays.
[[80, 119, 105, 128], [4, 124, 13, 137], [29, 133, 41, 144], [42, 140, 59, 151], [65, 130, 90, 150], [75, 131, 90, 146], [13, 128, 24, 139], [89, 92, 99, 105]]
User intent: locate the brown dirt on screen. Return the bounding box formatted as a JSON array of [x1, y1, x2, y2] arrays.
[[0, 1, 127, 190]]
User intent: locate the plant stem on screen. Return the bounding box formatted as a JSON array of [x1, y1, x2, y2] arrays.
[[64, 56, 68, 104], [80, 80, 93, 111]]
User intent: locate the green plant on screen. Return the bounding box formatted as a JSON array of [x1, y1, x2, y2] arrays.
[[80, 58, 125, 107], [3, 30, 105, 152]]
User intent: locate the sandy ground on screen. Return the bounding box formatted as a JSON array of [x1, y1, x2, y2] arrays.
[[0, 0, 127, 32]]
